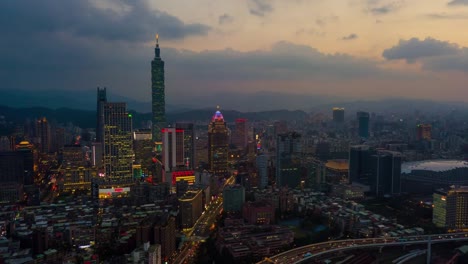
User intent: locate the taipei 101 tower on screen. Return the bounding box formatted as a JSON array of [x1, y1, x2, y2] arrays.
[[151, 34, 166, 143]]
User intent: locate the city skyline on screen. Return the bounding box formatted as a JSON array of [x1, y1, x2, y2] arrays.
[[2, 1, 468, 108]]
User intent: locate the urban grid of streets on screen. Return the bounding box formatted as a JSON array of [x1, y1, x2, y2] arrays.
[[172, 175, 236, 264]]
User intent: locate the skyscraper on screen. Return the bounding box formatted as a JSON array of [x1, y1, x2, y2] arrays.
[[161, 128, 184, 173], [348, 145, 372, 184], [96, 87, 107, 144], [176, 123, 195, 169], [276, 132, 302, 188], [416, 124, 432, 141], [103, 102, 133, 185], [332, 107, 345, 123], [256, 154, 268, 189], [223, 185, 245, 212], [36, 117, 51, 154], [433, 187, 468, 231], [151, 35, 166, 142], [357, 111, 370, 138], [232, 118, 248, 149], [369, 151, 402, 196], [208, 108, 229, 175]]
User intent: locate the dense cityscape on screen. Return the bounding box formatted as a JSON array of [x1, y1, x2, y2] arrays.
[[4, 1, 468, 264], [1, 35, 468, 264]]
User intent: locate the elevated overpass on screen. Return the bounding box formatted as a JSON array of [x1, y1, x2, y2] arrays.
[[257, 232, 468, 264]]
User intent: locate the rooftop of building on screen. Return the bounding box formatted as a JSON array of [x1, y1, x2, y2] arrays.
[[402, 160, 468, 174], [325, 159, 349, 171]]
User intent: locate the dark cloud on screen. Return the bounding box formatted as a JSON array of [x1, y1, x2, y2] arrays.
[[383, 37, 468, 72], [448, 0, 468, 5], [342, 33, 358, 40], [371, 6, 393, 14], [426, 13, 468, 19], [0, 0, 210, 42], [367, 1, 402, 15], [382, 37, 459, 63], [248, 0, 274, 17], [218, 14, 234, 25]]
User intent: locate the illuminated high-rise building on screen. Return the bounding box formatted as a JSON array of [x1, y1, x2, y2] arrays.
[[96, 87, 107, 144], [208, 108, 229, 175], [133, 129, 153, 177], [416, 124, 432, 141], [103, 102, 133, 185], [179, 189, 203, 228], [433, 187, 468, 231], [151, 35, 166, 142], [36, 117, 51, 154], [176, 123, 195, 169]]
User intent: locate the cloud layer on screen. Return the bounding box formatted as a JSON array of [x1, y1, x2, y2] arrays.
[[0, 0, 210, 42], [382, 37, 468, 72]]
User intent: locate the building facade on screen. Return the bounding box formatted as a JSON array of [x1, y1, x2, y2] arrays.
[[223, 185, 245, 212], [162, 128, 185, 173], [232, 118, 248, 150], [276, 132, 302, 188], [357, 111, 370, 139], [333, 107, 345, 123], [179, 189, 203, 228], [96, 87, 107, 144], [103, 102, 133, 185], [369, 151, 402, 196], [433, 187, 468, 231], [208, 109, 229, 176], [151, 35, 166, 142], [416, 124, 432, 141], [176, 123, 195, 170], [36, 117, 51, 154]]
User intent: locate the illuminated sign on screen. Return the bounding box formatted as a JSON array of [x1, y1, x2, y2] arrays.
[[99, 187, 130, 195], [172, 170, 195, 185]]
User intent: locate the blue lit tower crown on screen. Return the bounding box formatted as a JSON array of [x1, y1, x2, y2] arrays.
[[151, 34, 166, 142]]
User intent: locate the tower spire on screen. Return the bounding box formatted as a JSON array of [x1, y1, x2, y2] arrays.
[[155, 34, 160, 58]]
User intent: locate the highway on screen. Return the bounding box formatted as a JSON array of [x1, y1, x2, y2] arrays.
[[172, 175, 235, 264], [258, 232, 468, 264]]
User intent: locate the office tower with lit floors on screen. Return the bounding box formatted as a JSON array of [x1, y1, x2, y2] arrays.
[[151, 35, 166, 143], [208, 108, 229, 176], [433, 187, 468, 231], [103, 102, 133, 186]]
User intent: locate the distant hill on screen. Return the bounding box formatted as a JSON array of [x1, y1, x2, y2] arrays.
[[0, 105, 309, 130]]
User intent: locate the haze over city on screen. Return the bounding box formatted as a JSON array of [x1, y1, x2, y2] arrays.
[[2, 0, 468, 111]]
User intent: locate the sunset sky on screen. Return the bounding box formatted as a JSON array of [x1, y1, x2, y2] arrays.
[[1, 0, 468, 106]]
